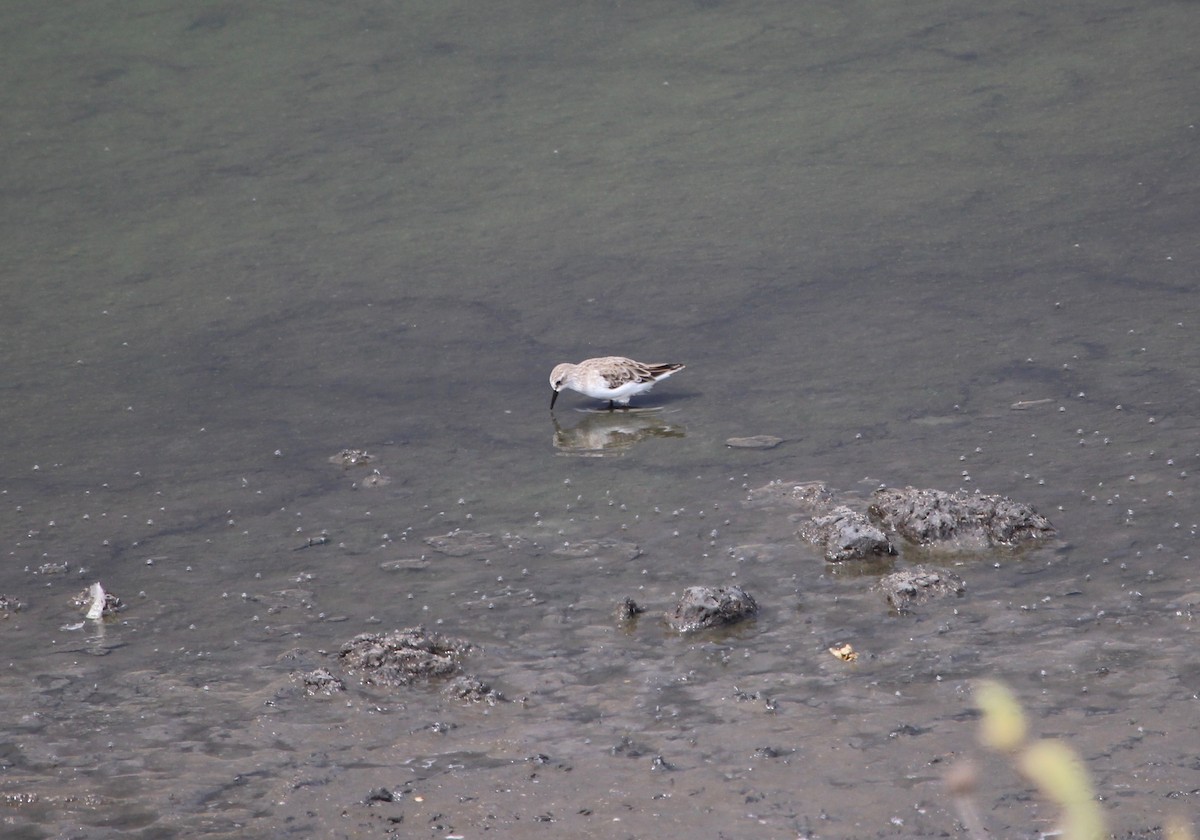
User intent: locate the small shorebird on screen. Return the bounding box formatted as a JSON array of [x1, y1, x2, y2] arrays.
[[549, 356, 685, 411]]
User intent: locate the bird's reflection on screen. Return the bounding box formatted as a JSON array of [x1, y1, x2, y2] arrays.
[[552, 409, 686, 455]]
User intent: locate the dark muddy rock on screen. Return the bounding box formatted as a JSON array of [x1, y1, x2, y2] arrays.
[[798, 505, 897, 562], [668, 585, 758, 632], [301, 668, 346, 695], [750, 480, 1054, 553], [615, 597, 645, 623], [444, 675, 504, 704], [869, 486, 1055, 548], [881, 565, 966, 612], [338, 626, 472, 687]]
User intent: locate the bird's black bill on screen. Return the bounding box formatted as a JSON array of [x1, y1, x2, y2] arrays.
[[550, 389, 559, 410]]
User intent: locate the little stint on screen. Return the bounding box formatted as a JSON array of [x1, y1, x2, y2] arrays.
[[549, 356, 685, 410]]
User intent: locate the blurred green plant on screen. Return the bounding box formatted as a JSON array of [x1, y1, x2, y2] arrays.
[[974, 679, 1026, 753], [943, 679, 1195, 840]]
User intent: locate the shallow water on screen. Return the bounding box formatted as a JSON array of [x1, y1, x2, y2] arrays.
[[3, 1, 1199, 837]]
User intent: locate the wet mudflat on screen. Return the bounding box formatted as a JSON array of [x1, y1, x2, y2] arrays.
[[3, 0, 1199, 838], [2, 427, 1196, 838]]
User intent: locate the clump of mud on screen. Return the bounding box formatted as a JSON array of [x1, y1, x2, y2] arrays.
[[444, 675, 504, 705], [668, 585, 758, 632], [798, 505, 897, 563], [745, 479, 1057, 615], [750, 480, 1054, 559], [880, 565, 966, 612], [869, 486, 1055, 548], [338, 626, 472, 687], [300, 668, 346, 696]]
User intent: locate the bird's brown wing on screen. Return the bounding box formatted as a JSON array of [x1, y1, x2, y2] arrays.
[[600, 361, 684, 389]]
